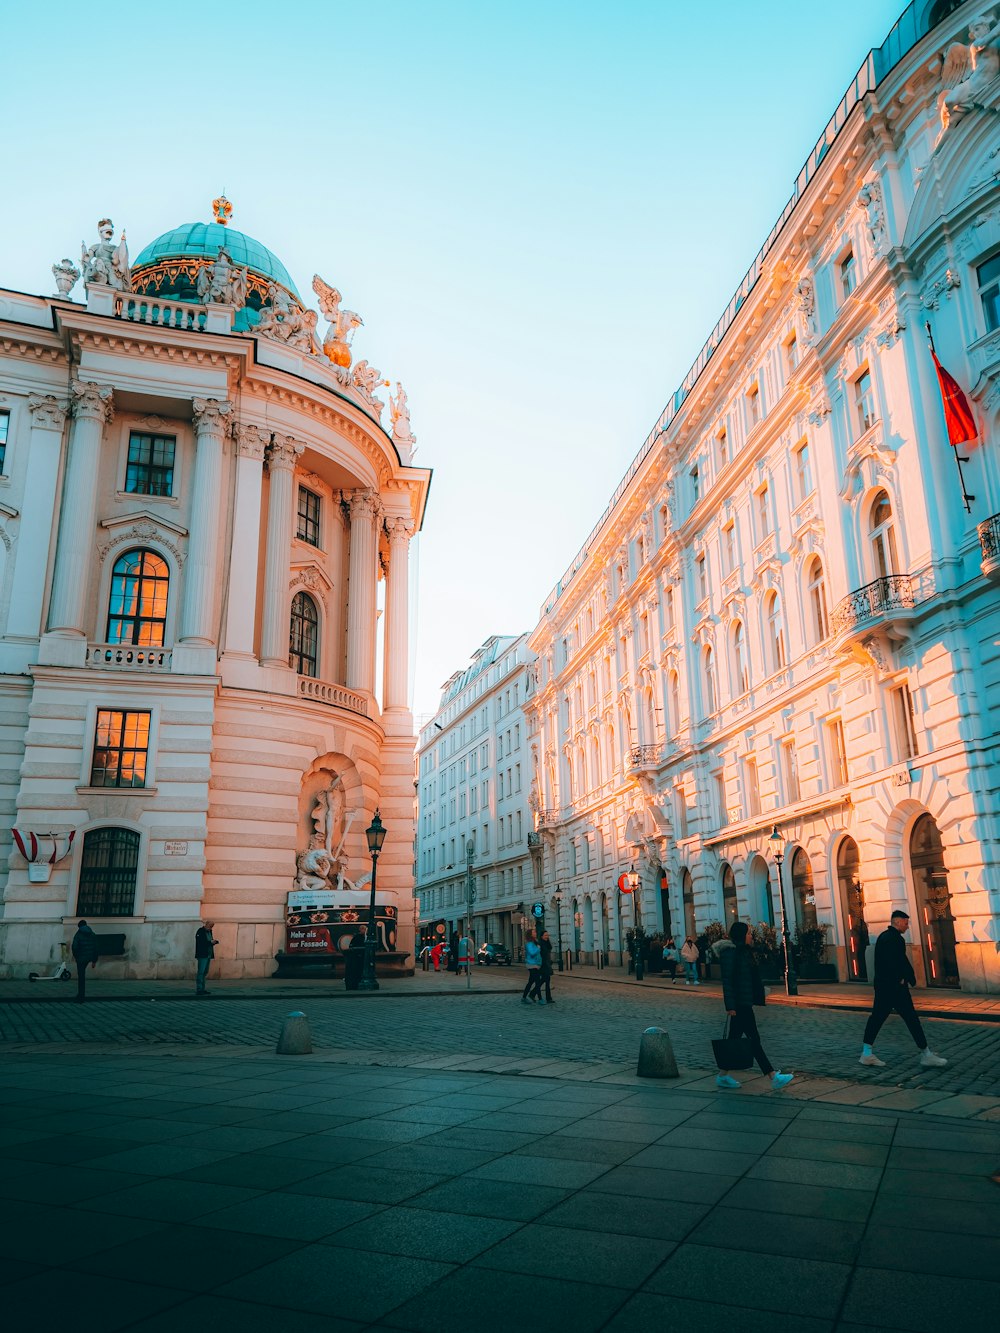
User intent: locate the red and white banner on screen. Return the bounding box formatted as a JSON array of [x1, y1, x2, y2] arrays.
[[12, 829, 76, 865]]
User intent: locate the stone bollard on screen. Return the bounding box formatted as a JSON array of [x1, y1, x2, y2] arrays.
[[636, 1025, 679, 1079], [276, 1010, 312, 1055]]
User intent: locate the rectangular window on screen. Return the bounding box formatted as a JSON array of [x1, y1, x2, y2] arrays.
[[979, 252, 1000, 333], [780, 739, 800, 804], [90, 709, 151, 788], [690, 464, 700, 504], [744, 755, 761, 817], [125, 431, 175, 497], [854, 368, 877, 435], [826, 718, 848, 788], [675, 791, 688, 841], [723, 522, 736, 574], [784, 331, 798, 375], [840, 248, 857, 300], [296, 487, 321, 545], [890, 682, 918, 761], [794, 440, 813, 500], [77, 827, 140, 917], [716, 425, 728, 468], [756, 484, 771, 538], [696, 553, 708, 602], [0, 409, 9, 474], [747, 383, 761, 429], [713, 771, 726, 828], [665, 587, 675, 633]]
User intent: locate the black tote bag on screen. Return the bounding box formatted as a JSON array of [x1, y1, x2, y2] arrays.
[[712, 1017, 754, 1070]]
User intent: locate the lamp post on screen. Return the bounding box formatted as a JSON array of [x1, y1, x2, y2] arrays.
[[627, 863, 644, 981], [553, 888, 564, 971], [357, 809, 387, 991], [769, 824, 798, 996]]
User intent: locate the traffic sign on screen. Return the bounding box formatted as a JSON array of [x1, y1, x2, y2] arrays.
[[532, 902, 544, 918]]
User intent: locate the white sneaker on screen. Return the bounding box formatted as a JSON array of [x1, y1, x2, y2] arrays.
[[920, 1049, 948, 1068], [771, 1072, 794, 1089], [716, 1074, 741, 1089], [859, 1052, 886, 1068]]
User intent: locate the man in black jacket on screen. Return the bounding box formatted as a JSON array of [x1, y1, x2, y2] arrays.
[[195, 919, 217, 996], [71, 920, 100, 1003], [860, 910, 946, 1069]]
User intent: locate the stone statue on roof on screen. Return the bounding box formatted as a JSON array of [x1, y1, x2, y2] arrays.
[[196, 247, 249, 307], [352, 360, 386, 417], [313, 274, 363, 367], [81, 219, 130, 292], [938, 13, 1000, 134], [255, 280, 319, 353]]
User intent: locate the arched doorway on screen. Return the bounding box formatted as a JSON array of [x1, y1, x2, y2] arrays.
[[658, 869, 672, 936], [721, 863, 738, 923], [837, 837, 868, 980], [910, 814, 959, 988], [682, 868, 696, 938], [572, 898, 581, 955], [600, 892, 610, 955], [791, 848, 818, 931], [748, 854, 773, 926], [583, 898, 595, 953]]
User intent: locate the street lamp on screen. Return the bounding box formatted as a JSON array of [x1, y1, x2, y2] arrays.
[[553, 888, 564, 971], [627, 863, 644, 980], [769, 824, 798, 996], [357, 809, 387, 991]]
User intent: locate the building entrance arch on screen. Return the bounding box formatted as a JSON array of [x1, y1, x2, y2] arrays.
[[909, 813, 959, 988], [747, 854, 773, 926], [599, 892, 610, 955], [837, 836, 868, 981]]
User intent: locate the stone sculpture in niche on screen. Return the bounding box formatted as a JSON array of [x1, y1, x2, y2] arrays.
[[938, 13, 1000, 134], [81, 219, 130, 291]]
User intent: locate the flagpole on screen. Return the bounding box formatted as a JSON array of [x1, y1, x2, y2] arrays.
[[925, 322, 976, 514]]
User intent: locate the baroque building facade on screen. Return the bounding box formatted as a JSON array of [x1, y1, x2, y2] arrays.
[[415, 635, 535, 956], [0, 201, 430, 977], [525, 0, 1000, 993]]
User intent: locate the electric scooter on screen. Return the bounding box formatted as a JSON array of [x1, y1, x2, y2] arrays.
[[29, 943, 73, 982]]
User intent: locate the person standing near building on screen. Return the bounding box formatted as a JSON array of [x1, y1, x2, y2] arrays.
[[522, 930, 543, 1004], [859, 910, 947, 1069], [716, 921, 793, 1090], [431, 940, 444, 972], [195, 918, 217, 996], [457, 932, 473, 976], [71, 920, 99, 1003], [680, 937, 700, 985], [540, 929, 555, 1003], [662, 936, 680, 982]]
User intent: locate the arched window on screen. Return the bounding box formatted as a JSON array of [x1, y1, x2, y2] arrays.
[[765, 592, 787, 672], [682, 868, 696, 938], [731, 621, 750, 695], [791, 847, 818, 931], [77, 827, 140, 917], [107, 549, 169, 646], [807, 558, 830, 643], [289, 591, 318, 677], [869, 490, 900, 579], [721, 863, 738, 921], [702, 646, 716, 715], [667, 671, 680, 733]]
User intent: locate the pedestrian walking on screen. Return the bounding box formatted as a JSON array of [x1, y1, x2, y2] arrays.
[[71, 920, 99, 1003], [522, 930, 544, 1004], [859, 910, 947, 1069], [662, 936, 680, 982], [540, 930, 555, 1003], [431, 940, 444, 972], [447, 930, 459, 973], [457, 933, 473, 975], [195, 918, 217, 996], [715, 921, 793, 1090], [680, 937, 700, 985]]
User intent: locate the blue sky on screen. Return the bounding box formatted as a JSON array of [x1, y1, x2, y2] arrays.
[[2, 0, 911, 716]]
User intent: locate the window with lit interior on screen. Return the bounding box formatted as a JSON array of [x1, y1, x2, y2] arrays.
[[106, 549, 169, 646]]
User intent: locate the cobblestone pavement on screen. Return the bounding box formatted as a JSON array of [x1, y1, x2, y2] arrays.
[[3, 978, 1000, 1106]]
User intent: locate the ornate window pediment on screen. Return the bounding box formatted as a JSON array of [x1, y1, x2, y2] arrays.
[[289, 560, 333, 599], [840, 423, 897, 500], [97, 510, 187, 566]]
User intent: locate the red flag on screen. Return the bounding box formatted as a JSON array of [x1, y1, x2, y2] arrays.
[[931, 350, 977, 446]]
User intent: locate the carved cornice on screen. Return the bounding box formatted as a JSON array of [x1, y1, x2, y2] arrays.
[[27, 394, 69, 429], [0, 338, 62, 363], [71, 379, 113, 423], [266, 434, 304, 470], [192, 398, 234, 434]]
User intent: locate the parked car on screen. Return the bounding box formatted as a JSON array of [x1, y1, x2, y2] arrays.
[[476, 942, 512, 966]]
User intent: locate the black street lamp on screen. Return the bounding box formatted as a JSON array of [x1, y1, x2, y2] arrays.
[[769, 824, 798, 996], [358, 809, 387, 992], [627, 863, 644, 981], [553, 888, 564, 971]]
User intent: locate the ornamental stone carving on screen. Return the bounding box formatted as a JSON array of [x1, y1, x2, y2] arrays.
[[349, 488, 382, 522], [195, 248, 248, 307], [232, 423, 270, 460], [81, 219, 130, 292], [313, 274, 363, 368], [51, 259, 80, 298], [351, 360, 386, 417], [385, 516, 415, 544], [266, 435, 303, 470], [27, 394, 68, 430], [857, 179, 887, 257], [389, 382, 414, 444], [96, 520, 185, 568], [796, 276, 816, 343], [255, 281, 319, 353], [192, 398, 235, 433], [938, 13, 1000, 136], [921, 269, 961, 310], [71, 379, 114, 422]]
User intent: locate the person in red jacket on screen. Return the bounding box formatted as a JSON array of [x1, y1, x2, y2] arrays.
[[859, 910, 947, 1069]]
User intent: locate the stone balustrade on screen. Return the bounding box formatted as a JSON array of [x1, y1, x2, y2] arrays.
[[88, 643, 172, 670], [114, 294, 209, 332], [297, 675, 369, 717]]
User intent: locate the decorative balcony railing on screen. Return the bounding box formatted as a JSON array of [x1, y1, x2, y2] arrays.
[[629, 744, 659, 768], [114, 294, 209, 333], [831, 575, 914, 637], [978, 513, 1000, 576], [298, 676, 369, 716], [88, 643, 171, 670], [536, 810, 560, 826]]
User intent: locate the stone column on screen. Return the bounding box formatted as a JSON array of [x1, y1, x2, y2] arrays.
[[7, 396, 69, 639], [47, 380, 113, 636], [346, 489, 381, 694], [179, 398, 233, 646], [223, 424, 269, 658], [382, 517, 414, 709], [259, 435, 303, 667]]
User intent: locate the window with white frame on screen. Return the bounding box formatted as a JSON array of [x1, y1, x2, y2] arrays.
[[690, 464, 700, 504], [743, 754, 761, 817], [702, 645, 716, 715], [746, 382, 762, 429], [716, 424, 728, 469], [826, 717, 848, 787], [977, 251, 1000, 333], [869, 489, 900, 579], [696, 553, 708, 602], [854, 366, 877, 435], [723, 521, 737, 574], [756, 484, 771, 539], [90, 709, 152, 788], [794, 439, 813, 501], [840, 247, 857, 300], [296, 487, 321, 546], [732, 620, 750, 695], [889, 681, 918, 761], [0, 409, 9, 474], [766, 591, 787, 671], [807, 557, 830, 642], [125, 431, 176, 497], [784, 330, 799, 376], [780, 737, 800, 804]]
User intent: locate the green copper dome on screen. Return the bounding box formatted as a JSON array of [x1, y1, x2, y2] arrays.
[[132, 222, 300, 298]]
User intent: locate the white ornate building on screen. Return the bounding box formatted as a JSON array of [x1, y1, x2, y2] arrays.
[[525, 1, 1000, 993], [415, 635, 536, 955], [0, 201, 430, 977]]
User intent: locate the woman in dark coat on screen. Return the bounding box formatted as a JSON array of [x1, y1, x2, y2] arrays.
[[716, 921, 793, 1090]]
